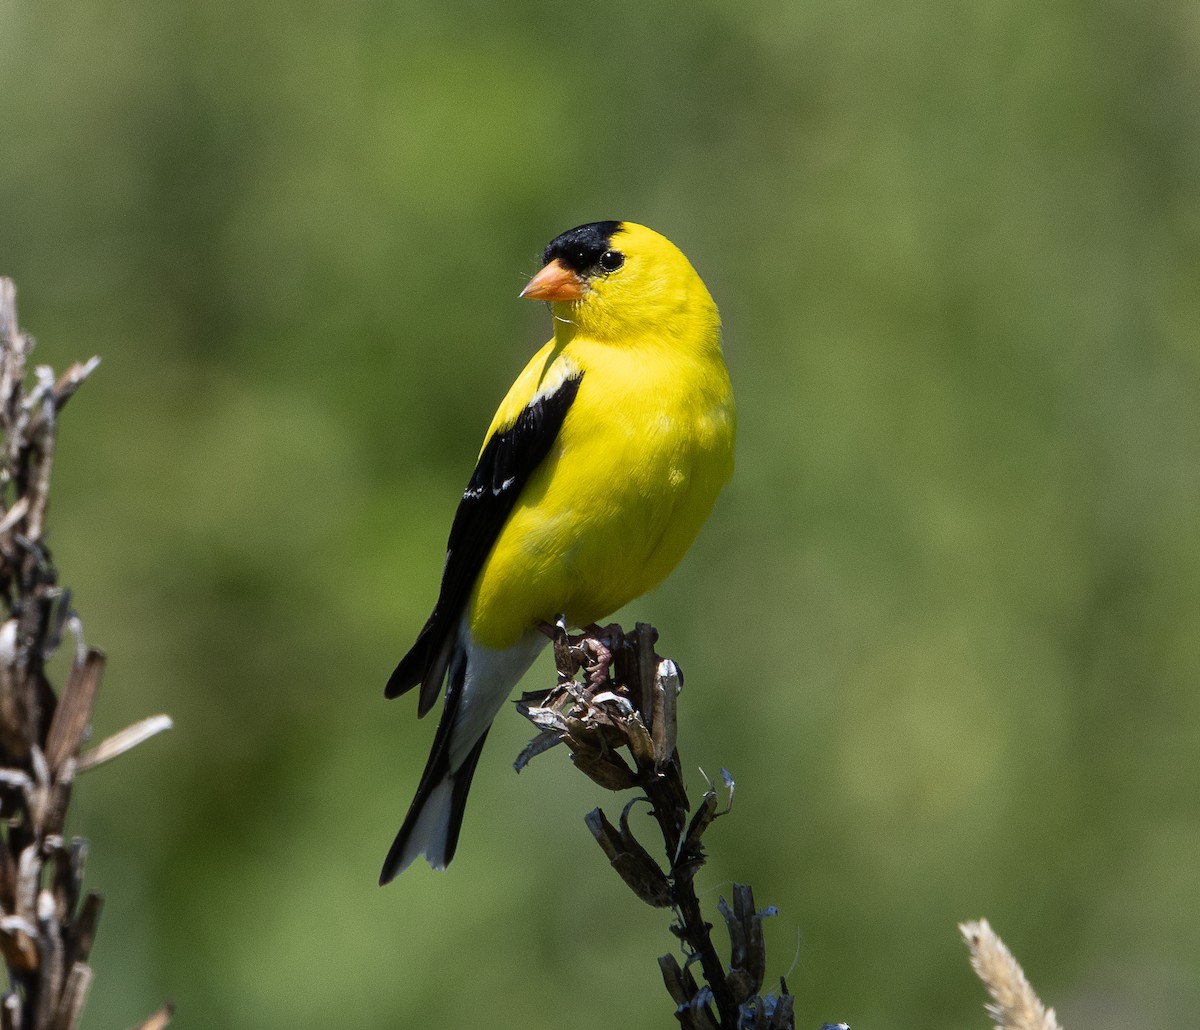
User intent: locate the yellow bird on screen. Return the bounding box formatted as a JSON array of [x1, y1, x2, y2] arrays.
[[380, 221, 735, 882]]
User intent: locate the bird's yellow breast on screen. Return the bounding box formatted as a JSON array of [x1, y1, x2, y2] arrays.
[[467, 333, 735, 649]]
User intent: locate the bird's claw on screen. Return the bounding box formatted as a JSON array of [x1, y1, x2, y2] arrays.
[[584, 636, 613, 692]]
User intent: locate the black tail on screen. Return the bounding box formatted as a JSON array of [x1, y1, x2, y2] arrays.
[[380, 649, 483, 883], [385, 616, 455, 719], [378, 727, 488, 884]]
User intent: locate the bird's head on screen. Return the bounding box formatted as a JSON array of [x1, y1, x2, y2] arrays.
[[520, 221, 720, 351]]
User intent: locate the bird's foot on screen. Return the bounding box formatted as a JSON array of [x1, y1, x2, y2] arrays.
[[580, 623, 622, 693], [534, 619, 623, 694]]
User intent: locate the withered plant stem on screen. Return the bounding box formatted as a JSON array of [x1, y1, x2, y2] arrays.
[[0, 279, 171, 1029], [517, 622, 795, 1030]]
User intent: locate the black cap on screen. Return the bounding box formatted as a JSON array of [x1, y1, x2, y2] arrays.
[[542, 221, 622, 274]]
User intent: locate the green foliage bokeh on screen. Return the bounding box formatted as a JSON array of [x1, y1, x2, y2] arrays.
[[1, 1, 1198, 1026]]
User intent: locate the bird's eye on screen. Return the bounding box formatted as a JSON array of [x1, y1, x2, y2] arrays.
[[598, 250, 624, 273]]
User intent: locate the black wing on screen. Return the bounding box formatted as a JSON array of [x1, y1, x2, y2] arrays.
[[385, 372, 583, 714]]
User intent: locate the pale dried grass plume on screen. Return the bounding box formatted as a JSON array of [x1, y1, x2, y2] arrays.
[[960, 918, 1062, 1030]]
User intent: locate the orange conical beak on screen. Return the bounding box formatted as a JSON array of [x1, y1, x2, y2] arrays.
[[519, 258, 587, 302]]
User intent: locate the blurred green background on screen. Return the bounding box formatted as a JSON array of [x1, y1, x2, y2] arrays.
[[2, 0, 1198, 1026]]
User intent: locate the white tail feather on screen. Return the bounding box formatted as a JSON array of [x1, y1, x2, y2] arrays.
[[448, 627, 546, 770], [393, 777, 456, 874]]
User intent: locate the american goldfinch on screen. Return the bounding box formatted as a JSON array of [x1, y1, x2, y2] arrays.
[[380, 221, 735, 883]]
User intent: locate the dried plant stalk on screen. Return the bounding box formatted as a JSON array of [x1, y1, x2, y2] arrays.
[[517, 622, 807, 1029], [0, 278, 172, 1028], [960, 919, 1063, 1030]]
